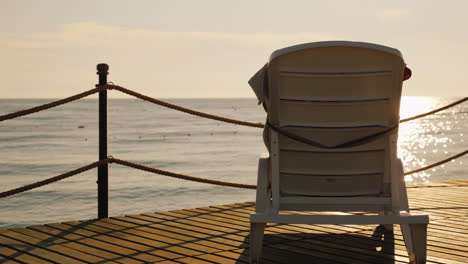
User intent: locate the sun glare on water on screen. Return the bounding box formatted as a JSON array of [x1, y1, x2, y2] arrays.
[[398, 96, 461, 184], [399, 96, 438, 120]]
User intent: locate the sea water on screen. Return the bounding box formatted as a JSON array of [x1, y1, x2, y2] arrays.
[[0, 97, 466, 228]]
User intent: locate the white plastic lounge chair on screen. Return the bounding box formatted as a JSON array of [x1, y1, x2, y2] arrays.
[[250, 41, 429, 264]]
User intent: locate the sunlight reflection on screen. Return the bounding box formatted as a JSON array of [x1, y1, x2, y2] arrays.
[[399, 96, 438, 120], [398, 96, 465, 184]]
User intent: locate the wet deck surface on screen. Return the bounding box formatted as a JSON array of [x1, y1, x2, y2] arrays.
[[1, 180, 468, 264]]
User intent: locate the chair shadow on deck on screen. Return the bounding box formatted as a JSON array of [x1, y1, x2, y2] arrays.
[[236, 225, 395, 264]]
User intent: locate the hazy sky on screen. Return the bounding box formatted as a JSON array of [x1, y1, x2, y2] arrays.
[[1, 1, 467, 98]]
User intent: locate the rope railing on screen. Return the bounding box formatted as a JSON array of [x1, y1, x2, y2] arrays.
[[1, 84, 466, 128], [0, 159, 109, 198], [400, 97, 467, 123], [105, 84, 467, 128], [106, 84, 264, 128], [0, 75, 466, 219], [403, 150, 467, 176], [1, 151, 466, 198], [0, 86, 106, 122], [108, 157, 257, 189]]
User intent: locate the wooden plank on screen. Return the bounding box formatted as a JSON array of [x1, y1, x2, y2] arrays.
[[186, 252, 246, 264], [1, 180, 468, 263], [62, 220, 247, 264], [143, 211, 298, 243], [353, 229, 468, 263], [26, 225, 142, 264], [0, 230, 88, 264], [207, 204, 468, 263], [54, 221, 181, 262], [169, 210, 390, 264], [191, 206, 411, 264], [170, 256, 213, 264], [0, 257, 22, 264], [88, 219, 228, 253], [108, 216, 245, 250], [36, 223, 158, 263], [6, 227, 120, 264], [175, 208, 310, 238], [127, 214, 258, 245], [143, 210, 354, 262], [0, 245, 54, 264]]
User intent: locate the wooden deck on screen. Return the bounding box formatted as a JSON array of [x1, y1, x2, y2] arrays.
[[1, 180, 468, 264]]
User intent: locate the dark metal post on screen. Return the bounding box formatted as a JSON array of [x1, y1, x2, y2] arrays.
[[97, 63, 109, 219]]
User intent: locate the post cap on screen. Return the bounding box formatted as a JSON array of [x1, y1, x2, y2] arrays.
[[97, 63, 109, 75]]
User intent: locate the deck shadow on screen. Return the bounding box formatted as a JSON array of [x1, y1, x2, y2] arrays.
[[234, 225, 396, 264]]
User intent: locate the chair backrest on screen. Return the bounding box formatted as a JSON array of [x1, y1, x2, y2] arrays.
[[267, 41, 406, 211]]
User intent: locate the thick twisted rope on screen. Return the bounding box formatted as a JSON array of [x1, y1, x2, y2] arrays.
[[1, 83, 465, 128], [106, 85, 466, 150], [1, 151, 466, 198], [108, 154, 467, 188], [403, 150, 467, 176], [0, 159, 109, 198], [400, 97, 467, 123], [107, 84, 467, 127], [106, 84, 264, 128], [108, 157, 257, 189], [0, 86, 107, 122]]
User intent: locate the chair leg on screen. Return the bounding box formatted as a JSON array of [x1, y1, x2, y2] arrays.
[[250, 223, 266, 264], [401, 223, 427, 264], [379, 210, 394, 232]]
